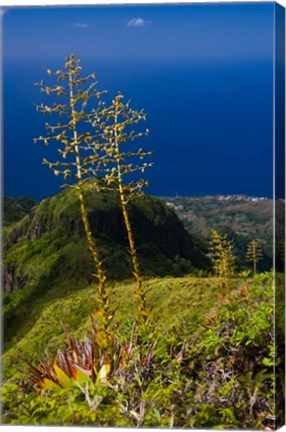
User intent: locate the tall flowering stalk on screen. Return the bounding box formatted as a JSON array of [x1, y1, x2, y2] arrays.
[[34, 54, 114, 349], [92, 93, 153, 324]]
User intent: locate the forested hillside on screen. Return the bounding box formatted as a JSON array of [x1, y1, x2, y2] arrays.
[[162, 195, 285, 272], [3, 196, 37, 227], [3, 185, 209, 345]]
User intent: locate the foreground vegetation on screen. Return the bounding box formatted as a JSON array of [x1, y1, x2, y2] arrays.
[[2, 273, 283, 428]]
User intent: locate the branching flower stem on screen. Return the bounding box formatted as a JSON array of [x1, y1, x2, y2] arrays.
[[113, 104, 148, 324], [35, 55, 114, 350], [68, 69, 112, 347]]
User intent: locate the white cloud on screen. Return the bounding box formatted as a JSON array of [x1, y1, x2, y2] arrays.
[[74, 22, 89, 28], [126, 18, 151, 28]]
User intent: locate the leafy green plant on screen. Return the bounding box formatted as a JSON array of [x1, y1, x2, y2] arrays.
[[16, 316, 128, 422], [2, 376, 124, 426], [183, 273, 277, 429]]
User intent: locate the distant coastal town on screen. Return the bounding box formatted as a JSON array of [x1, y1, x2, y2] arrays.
[[163, 194, 273, 205]]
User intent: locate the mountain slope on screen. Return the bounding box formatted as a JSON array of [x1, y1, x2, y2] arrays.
[[3, 184, 209, 346], [2, 275, 219, 380], [161, 196, 285, 271]]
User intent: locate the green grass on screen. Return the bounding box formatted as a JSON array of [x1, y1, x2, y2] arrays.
[[3, 275, 219, 380], [2, 272, 283, 429]]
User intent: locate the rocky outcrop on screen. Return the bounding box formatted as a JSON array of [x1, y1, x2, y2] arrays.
[[3, 264, 29, 293], [30, 221, 43, 240], [3, 266, 14, 293]]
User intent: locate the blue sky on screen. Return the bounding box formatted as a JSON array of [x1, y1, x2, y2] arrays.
[[3, 3, 276, 199], [3, 4, 274, 62]]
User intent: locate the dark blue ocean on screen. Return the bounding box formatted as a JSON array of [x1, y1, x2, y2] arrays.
[[4, 57, 274, 200]]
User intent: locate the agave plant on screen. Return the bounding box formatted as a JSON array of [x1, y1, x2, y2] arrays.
[[18, 316, 125, 392]]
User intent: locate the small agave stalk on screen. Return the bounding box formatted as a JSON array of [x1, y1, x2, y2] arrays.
[[34, 54, 114, 348], [245, 239, 263, 277], [210, 230, 236, 296], [92, 93, 153, 324]]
